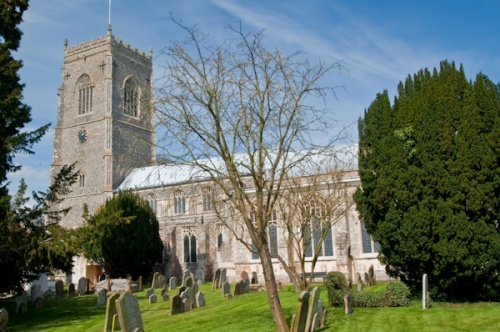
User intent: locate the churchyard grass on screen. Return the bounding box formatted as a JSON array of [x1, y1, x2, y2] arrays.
[[2, 283, 499, 331]]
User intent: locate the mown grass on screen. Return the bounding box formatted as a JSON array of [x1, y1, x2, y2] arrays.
[[2, 283, 499, 332]]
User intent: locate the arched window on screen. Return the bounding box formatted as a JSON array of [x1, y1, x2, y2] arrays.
[[77, 74, 93, 115], [174, 191, 185, 214], [147, 194, 157, 214], [123, 78, 138, 117], [360, 221, 380, 253], [183, 234, 197, 263], [203, 187, 213, 211], [251, 210, 279, 259], [304, 199, 334, 258]]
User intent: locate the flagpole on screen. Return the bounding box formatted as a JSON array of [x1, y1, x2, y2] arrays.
[[108, 0, 112, 32]]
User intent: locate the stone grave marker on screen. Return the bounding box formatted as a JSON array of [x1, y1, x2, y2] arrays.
[[97, 288, 107, 306], [251, 272, 258, 284], [68, 283, 75, 298], [33, 296, 44, 309], [15, 291, 28, 314], [222, 281, 230, 297], [115, 292, 144, 332], [196, 292, 206, 308], [423, 273, 429, 309], [182, 298, 191, 312], [290, 290, 310, 332], [178, 285, 187, 296], [31, 284, 42, 305], [0, 308, 8, 332], [185, 287, 195, 308], [77, 277, 87, 296], [182, 269, 190, 286], [157, 274, 167, 289], [305, 287, 321, 332], [234, 281, 243, 296], [185, 276, 193, 287], [152, 272, 160, 288], [242, 279, 250, 294], [170, 294, 182, 315], [55, 280, 64, 300], [149, 294, 157, 304], [160, 287, 166, 297], [219, 269, 227, 288], [104, 292, 121, 332], [145, 288, 154, 299], [212, 269, 221, 289], [192, 283, 198, 296], [169, 276, 177, 291], [162, 294, 170, 302], [344, 294, 352, 315]]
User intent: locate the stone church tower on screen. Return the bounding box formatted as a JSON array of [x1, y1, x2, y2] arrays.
[[50, 28, 155, 228]]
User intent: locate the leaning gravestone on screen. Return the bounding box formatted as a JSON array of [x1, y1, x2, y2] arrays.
[[290, 291, 310, 332], [222, 281, 230, 297], [160, 287, 166, 297], [196, 292, 206, 308], [212, 269, 221, 289], [68, 283, 75, 298], [55, 280, 64, 300], [0, 308, 8, 332], [15, 291, 28, 314], [77, 277, 87, 296], [104, 292, 121, 332], [157, 274, 167, 289], [305, 287, 321, 332], [115, 292, 144, 332], [219, 269, 227, 288], [169, 276, 177, 291], [97, 288, 107, 306], [170, 294, 182, 315], [151, 272, 160, 288]]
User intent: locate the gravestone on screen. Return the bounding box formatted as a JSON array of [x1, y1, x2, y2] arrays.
[[104, 292, 121, 332], [185, 276, 193, 287], [162, 294, 170, 302], [182, 298, 191, 312], [193, 283, 199, 297], [196, 292, 206, 308], [219, 269, 227, 288], [145, 288, 154, 299], [152, 272, 160, 288], [55, 280, 64, 300], [0, 308, 8, 332], [182, 269, 190, 286], [422, 273, 429, 309], [222, 281, 230, 297], [290, 291, 310, 332], [368, 265, 376, 286], [68, 283, 75, 298], [43, 289, 52, 301], [77, 277, 87, 295], [242, 279, 250, 294], [212, 269, 221, 289], [364, 272, 369, 286], [344, 294, 352, 315], [170, 295, 182, 315], [157, 274, 167, 289], [169, 276, 177, 291], [178, 285, 187, 296], [185, 287, 195, 308], [234, 281, 243, 296], [97, 288, 107, 306], [305, 287, 321, 332], [241, 271, 249, 281], [31, 284, 42, 305], [160, 287, 166, 297], [33, 296, 44, 309], [251, 272, 258, 284], [115, 292, 144, 332], [15, 291, 28, 314], [149, 294, 157, 304]]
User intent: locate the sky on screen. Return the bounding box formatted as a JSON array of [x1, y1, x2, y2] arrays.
[[8, 0, 500, 198]]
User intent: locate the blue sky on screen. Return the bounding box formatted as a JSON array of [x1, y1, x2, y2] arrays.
[[9, 0, 500, 197]]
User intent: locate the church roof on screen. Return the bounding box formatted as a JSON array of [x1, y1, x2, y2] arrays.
[[117, 144, 358, 191]]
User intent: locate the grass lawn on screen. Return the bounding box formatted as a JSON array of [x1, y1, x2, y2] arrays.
[[1, 283, 499, 332]]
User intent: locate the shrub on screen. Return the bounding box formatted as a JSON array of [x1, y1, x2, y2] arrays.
[[383, 280, 410, 307], [351, 292, 384, 307], [325, 272, 350, 306]]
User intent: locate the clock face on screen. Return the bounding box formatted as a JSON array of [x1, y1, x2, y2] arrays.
[[78, 129, 88, 143]]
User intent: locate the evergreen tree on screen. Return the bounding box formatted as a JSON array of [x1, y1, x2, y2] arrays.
[[355, 61, 500, 300], [80, 191, 164, 279]]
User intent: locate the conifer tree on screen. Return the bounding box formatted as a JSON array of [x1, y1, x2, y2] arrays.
[[355, 61, 500, 300]]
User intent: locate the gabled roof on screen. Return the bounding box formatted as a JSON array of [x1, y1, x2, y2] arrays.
[[117, 144, 358, 191]]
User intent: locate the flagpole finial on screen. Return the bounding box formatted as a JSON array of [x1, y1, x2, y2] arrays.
[[108, 0, 112, 33]]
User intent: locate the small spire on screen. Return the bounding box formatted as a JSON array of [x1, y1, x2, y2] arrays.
[[107, 0, 112, 33]]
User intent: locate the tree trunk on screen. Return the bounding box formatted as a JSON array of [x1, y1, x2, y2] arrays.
[[273, 253, 301, 293], [260, 245, 290, 332]]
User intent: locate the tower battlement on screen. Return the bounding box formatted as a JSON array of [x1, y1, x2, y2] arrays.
[[64, 33, 152, 59]]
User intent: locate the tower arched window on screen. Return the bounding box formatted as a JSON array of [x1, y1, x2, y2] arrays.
[[174, 191, 185, 214], [123, 78, 139, 117], [77, 74, 93, 115]]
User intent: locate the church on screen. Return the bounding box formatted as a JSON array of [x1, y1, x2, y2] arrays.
[[50, 27, 388, 285]]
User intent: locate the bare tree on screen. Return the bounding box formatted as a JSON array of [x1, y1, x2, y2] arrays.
[[155, 19, 344, 332]]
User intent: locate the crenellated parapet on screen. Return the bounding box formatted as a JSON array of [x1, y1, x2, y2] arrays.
[[64, 33, 152, 59]]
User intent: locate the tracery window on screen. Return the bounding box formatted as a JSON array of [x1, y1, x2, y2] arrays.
[[304, 199, 334, 258], [183, 229, 197, 263], [251, 210, 279, 259], [77, 74, 93, 115], [123, 78, 138, 117], [202, 187, 214, 211], [361, 221, 380, 253], [174, 191, 185, 214]]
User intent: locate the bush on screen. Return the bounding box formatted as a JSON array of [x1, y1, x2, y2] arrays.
[[351, 292, 384, 307], [325, 272, 350, 306], [383, 280, 410, 307]]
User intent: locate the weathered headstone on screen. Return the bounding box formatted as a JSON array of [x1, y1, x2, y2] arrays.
[[364, 272, 369, 287], [97, 288, 107, 306], [160, 287, 166, 297], [368, 265, 376, 286], [212, 269, 221, 289], [195, 292, 206, 308], [115, 292, 144, 332], [55, 280, 64, 300], [290, 291, 310, 332], [169, 276, 177, 291], [251, 271, 258, 284], [422, 273, 429, 309], [178, 285, 187, 296], [77, 277, 87, 296], [152, 272, 160, 288], [182, 269, 190, 286], [305, 287, 321, 332], [149, 294, 157, 304], [0, 308, 8, 332], [145, 288, 154, 299], [344, 294, 352, 315], [162, 294, 170, 302], [219, 269, 227, 288], [234, 281, 243, 296], [170, 295, 182, 315], [157, 274, 167, 289], [222, 281, 230, 297], [104, 292, 121, 332], [185, 276, 193, 287], [192, 283, 199, 296], [182, 298, 191, 312], [68, 283, 75, 298], [242, 279, 250, 294], [186, 287, 196, 308], [15, 291, 28, 314]]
